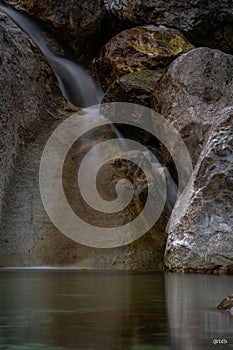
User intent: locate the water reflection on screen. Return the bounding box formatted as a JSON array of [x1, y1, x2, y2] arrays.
[[0, 270, 232, 349], [165, 273, 233, 350]]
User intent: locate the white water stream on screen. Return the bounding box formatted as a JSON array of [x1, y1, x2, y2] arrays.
[[0, 1, 103, 107]]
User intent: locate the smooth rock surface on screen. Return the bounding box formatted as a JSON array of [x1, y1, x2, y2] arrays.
[[105, 0, 233, 53], [0, 117, 167, 270], [102, 69, 165, 107], [164, 107, 233, 274], [0, 12, 66, 219], [152, 47, 233, 165], [90, 25, 194, 91]]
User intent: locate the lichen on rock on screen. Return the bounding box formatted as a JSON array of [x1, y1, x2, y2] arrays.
[[90, 25, 194, 91], [105, 0, 233, 53]]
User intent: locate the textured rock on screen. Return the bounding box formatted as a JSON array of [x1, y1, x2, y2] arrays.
[[90, 25, 194, 91], [102, 69, 165, 107], [4, 0, 105, 63], [5, 0, 105, 39], [0, 12, 67, 219], [164, 107, 233, 274], [105, 0, 233, 53], [152, 47, 233, 165]]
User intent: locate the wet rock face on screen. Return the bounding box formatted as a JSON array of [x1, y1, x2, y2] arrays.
[[90, 25, 194, 91], [102, 69, 165, 107], [105, 0, 233, 53], [152, 47, 233, 165], [0, 12, 66, 218], [164, 107, 233, 274]]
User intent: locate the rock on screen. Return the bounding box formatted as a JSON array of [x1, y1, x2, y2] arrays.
[[90, 25, 194, 91], [4, 0, 105, 63], [164, 107, 233, 274], [5, 0, 105, 39], [152, 47, 233, 165], [102, 69, 165, 107], [59, 128, 168, 270], [217, 294, 233, 314], [105, 0, 233, 53], [0, 12, 67, 219], [111, 150, 178, 220]]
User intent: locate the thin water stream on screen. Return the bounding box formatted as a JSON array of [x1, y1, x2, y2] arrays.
[[0, 0, 178, 226], [0, 1, 102, 107]]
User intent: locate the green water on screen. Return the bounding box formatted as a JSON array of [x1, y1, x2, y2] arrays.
[[0, 269, 232, 350]]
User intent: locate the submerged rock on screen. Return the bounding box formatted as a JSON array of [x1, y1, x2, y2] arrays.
[[164, 107, 233, 274], [90, 25, 194, 91], [102, 69, 165, 107], [217, 294, 233, 314], [105, 0, 233, 53], [152, 47, 233, 165]]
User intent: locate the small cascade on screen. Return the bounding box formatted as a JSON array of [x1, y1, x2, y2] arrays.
[[0, 1, 103, 107], [0, 1, 178, 225]]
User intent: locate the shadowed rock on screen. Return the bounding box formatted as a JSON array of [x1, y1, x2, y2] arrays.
[[103, 69, 166, 108], [4, 0, 105, 62], [105, 0, 233, 53]]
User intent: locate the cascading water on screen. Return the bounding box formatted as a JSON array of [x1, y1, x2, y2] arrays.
[[0, 1, 181, 238], [0, 1, 103, 107]]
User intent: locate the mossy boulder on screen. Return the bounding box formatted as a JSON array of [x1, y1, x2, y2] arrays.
[[90, 25, 194, 91]]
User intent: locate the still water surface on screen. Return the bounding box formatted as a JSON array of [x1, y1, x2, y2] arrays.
[[0, 269, 232, 350]]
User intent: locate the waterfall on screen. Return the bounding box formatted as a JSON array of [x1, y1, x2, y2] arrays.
[[0, 2, 103, 108], [0, 1, 180, 233]]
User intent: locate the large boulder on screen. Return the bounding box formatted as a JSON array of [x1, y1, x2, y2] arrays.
[[105, 0, 233, 53], [102, 69, 166, 107], [90, 25, 194, 91], [4, 0, 105, 63], [164, 107, 233, 274], [152, 47, 233, 165]]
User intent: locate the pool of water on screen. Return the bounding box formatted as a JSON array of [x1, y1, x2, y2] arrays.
[[0, 269, 232, 350]]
